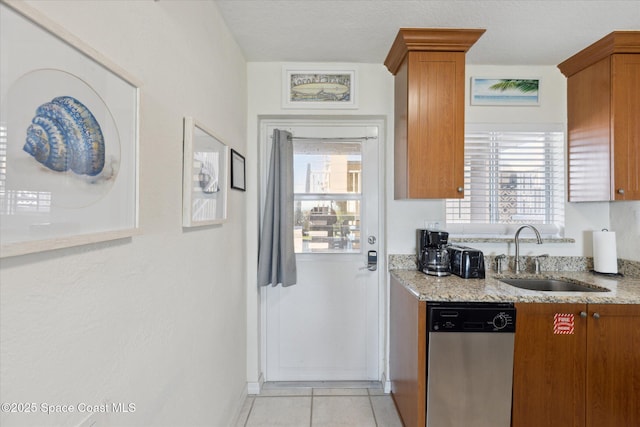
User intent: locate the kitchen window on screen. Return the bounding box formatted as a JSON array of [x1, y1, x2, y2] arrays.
[[446, 124, 565, 236]]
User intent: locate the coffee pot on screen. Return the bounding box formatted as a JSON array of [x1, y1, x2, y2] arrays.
[[417, 229, 451, 276]]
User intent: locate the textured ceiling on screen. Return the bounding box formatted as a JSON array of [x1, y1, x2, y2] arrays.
[[215, 0, 640, 65]]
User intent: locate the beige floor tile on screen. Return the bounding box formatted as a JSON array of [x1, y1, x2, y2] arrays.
[[245, 396, 311, 427], [312, 388, 369, 396], [367, 386, 385, 395], [311, 396, 376, 427], [259, 387, 312, 397], [370, 395, 404, 427], [235, 396, 254, 427]]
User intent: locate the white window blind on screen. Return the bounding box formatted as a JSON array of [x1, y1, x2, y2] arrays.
[[446, 124, 565, 236]]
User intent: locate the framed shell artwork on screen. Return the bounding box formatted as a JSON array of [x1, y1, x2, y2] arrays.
[[0, 2, 140, 258]]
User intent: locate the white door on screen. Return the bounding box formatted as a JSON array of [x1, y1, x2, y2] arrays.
[[260, 118, 384, 381]]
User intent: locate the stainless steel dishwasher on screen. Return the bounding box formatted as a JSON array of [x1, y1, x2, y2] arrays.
[[426, 302, 516, 427]]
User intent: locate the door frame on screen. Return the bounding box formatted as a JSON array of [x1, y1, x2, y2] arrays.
[[257, 115, 387, 384]]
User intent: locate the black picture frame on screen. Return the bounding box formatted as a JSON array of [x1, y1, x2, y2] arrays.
[[230, 149, 246, 191]]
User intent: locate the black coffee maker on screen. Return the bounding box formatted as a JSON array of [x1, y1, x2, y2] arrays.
[[417, 229, 451, 276]]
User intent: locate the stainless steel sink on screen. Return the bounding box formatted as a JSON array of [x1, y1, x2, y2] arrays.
[[499, 278, 609, 292]]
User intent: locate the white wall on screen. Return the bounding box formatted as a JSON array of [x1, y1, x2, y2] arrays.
[[0, 1, 248, 426], [610, 201, 640, 261]]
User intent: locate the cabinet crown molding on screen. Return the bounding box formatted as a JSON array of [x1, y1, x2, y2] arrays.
[[558, 31, 640, 77], [384, 28, 485, 75]]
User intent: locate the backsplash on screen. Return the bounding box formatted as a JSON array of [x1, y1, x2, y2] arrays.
[[389, 254, 640, 278]]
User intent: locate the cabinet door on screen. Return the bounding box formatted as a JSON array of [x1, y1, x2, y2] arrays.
[[406, 51, 465, 199], [586, 304, 640, 427], [612, 54, 640, 200], [566, 57, 612, 202], [512, 303, 587, 427], [389, 276, 426, 427]]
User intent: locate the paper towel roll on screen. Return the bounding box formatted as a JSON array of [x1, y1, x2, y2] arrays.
[[593, 230, 618, 274]]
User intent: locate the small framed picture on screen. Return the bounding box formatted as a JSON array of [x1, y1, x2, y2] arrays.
[[230, 149, 246, 191], [471, 78, 540, 106], [282, 65, 357, 109], [182, 117, 228, 227]]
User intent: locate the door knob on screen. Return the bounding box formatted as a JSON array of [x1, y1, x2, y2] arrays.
[[593, 312, 600, 319], [363, 250, 377, 271]]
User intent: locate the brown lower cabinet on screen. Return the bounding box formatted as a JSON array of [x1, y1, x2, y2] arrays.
[[389, 275, 426, 427], [389, 276, 640, 427], [512, 303, 640, 427]]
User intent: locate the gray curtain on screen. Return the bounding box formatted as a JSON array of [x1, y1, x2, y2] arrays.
[[257, 129, 297, 287]]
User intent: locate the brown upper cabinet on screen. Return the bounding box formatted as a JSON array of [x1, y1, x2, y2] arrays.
[[385, 28, 485, 199], [558, 31, 640, 201]]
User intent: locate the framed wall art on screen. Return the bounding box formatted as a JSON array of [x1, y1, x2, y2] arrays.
[[182, 117, 228, 227], [0, 2, 140, 258], [230, 149, 246, 191], [471, 78, 540, 106], [282, 66, 357, 109]]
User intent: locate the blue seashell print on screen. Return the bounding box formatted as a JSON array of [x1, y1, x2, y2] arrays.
[[23, 96, 105, 176]]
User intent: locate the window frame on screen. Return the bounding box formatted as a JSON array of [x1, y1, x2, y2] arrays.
[[445, 123, 565, 237]]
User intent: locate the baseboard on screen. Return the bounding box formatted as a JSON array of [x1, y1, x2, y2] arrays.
[[247, 372, 264, 395], [380, 371, 392, 393]]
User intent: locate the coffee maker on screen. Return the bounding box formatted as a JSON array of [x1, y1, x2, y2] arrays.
[[417, 229, 451, 276]]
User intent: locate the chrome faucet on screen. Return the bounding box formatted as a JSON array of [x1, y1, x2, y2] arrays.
[[514, 225, 543, 274]]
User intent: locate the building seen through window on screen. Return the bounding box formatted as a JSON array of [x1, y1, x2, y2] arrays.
[[293, 140, 361, 253]]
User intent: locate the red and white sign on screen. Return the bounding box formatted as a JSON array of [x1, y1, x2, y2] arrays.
[[554, 313, 575, 334]]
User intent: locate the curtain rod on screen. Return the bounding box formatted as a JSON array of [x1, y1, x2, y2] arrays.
[[286, 136, 377, 141]]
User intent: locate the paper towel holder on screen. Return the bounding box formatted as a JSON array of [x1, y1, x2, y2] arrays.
[[592, 228, 623, 277]]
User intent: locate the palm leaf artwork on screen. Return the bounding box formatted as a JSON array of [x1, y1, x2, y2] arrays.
[[489, 79, 539, 93]]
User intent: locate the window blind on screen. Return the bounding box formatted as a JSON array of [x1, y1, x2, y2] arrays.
[[446, 124, 565, 235]]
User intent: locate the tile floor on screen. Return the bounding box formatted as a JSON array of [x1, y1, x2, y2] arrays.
[[235, 381, 404, 427]]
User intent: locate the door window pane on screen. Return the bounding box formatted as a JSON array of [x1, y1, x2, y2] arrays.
[[294, 199, 360, 253], [293, 140, 362, 253], [294, 141, 361, 194]]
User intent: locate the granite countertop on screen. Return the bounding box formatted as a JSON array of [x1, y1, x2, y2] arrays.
[[391, 269, 640, 304]]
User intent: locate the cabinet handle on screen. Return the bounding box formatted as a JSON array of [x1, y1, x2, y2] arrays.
[[457, 186, 463, 193], [580, 311, 587, 318], [617, 188, 625, 195], [593, 312, 600, 319]]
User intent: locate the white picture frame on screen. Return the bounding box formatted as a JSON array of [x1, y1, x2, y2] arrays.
[[0, 2, 140, 258], [282, 66, 357, 109], [471, 77, 540, 106], [182, 117, 228, 227]]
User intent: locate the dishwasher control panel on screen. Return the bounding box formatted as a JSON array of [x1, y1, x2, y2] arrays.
[[429, 302, 516, 332]]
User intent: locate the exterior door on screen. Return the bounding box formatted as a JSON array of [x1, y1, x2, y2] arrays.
[[260, 118, 383, 381]]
